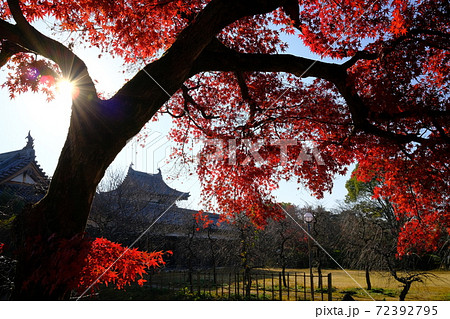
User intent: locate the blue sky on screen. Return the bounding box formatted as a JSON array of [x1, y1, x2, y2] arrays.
[[0, 23, 353, 212]]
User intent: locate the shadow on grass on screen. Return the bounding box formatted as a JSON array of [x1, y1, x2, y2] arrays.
[[337, 287, 397, 301], [93, 284, 274, 301]]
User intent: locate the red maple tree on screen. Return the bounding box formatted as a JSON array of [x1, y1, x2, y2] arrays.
[[0, 0, 448, 299], [1, 235, 169, 299]]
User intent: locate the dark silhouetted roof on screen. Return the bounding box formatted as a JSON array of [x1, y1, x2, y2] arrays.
[[0, 132, 48, 185], [121, 166, 190, 201], [0, 132, 48, 203], [0, 183, 45, 204]]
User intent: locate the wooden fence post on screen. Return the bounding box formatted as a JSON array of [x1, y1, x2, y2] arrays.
[[256, 273, 259, 300], [228, 273, 231, 300], [294, 272, 298, 301], [327, 273, 332, 301], [303, 273, 306, 300], [197, 272, 200, 295], [271, 273, 274, 301], [221, 273, 224, 298], [287, 273, 290, 300], [320, 273, 324, 301], [279, 273, 282, 300], [263, 273, 266, 300], [235, 273, 239, 297]]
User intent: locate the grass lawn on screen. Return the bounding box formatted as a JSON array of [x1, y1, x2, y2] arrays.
[[93, 268, 450, 301], [324, 268, 450, 301]]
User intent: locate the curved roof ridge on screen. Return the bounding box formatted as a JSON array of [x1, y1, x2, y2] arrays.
[[0, 132, 48, 184], [124, 166, 190, 200]]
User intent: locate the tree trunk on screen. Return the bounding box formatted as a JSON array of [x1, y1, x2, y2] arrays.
[[365, 265, 372, 291], [399, 281, 412, 301], [279, 236, 287, 287], [11, 98, 134, 300], [244, 266, 252, 298], [282, 265, 287, 287], [317, 259, 323, 289]]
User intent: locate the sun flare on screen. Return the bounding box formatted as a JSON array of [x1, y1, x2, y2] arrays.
[[56, 78, 79, 100]]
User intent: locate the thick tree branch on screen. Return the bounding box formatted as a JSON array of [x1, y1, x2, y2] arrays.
[[0, 40, 25, 68], [193, 40, 436, 145], [4, 0, 97, 96], [333, 81, 431, 145], [111, 0, 289, 136], [234, 71, 262, 122], [342, 50, 378, 69], [192, 41, 345, 81]]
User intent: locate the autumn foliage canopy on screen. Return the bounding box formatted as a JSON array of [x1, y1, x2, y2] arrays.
[[0, 0, 448, 268]]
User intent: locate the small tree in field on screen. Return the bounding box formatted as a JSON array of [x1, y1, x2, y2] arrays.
[[263, 204, 306, 287], [340, 170, 444, 300], [338, 207, 383, 290], [0, 0, 448, 299]]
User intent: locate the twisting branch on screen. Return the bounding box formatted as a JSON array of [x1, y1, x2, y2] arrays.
[[163, 107, 186, 119], [0, 40, 25, 68], [194, 39, 435, 145], [343, 28, 450, 69], [342, 50, 378, 69], [384, 28, 450, 54], [234, 71, 262, 122], [114, 0, 288, 124], [181, 84, 219, 120], [4, 0, 97, 96]]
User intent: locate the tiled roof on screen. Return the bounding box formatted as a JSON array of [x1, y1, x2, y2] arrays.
[[0, 183, 45, 204], [93, 193, 227, 230], [0, 149, 32, 182], [122, 167, 190, 201], [0, 133, 48, 185], [91, 167, 231, 237], [139, 202, 200, 225]]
